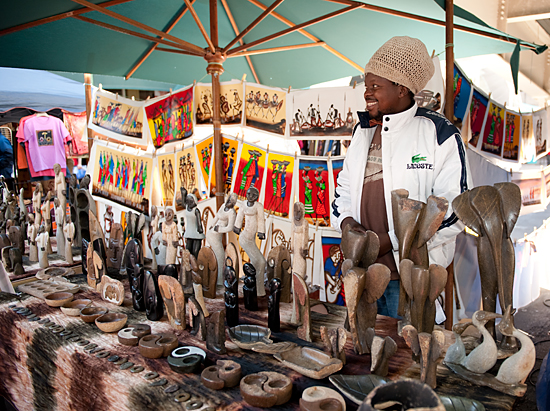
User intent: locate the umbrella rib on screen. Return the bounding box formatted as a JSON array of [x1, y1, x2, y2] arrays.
[[69, 0, 205, 55], [0, 0, 133, 37], [156, 47, 205, 56], [125, 0, 197, 80], [227, 4, 361, 55], [220, 0, 259, 83], [222, 0, 285, 54], [324, 0, 539, 51], [227, 42, 326, 57], [73, 15, 200, 54], [245, 0, 363, 72], [183, 0, 216, 53]]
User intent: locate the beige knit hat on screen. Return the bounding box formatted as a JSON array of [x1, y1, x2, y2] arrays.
[[364, 36, 434, 95]]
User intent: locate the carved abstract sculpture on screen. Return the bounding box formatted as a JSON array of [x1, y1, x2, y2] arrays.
[[187, 295, 207, 340], [342, 260, 390, 355], [106, 223, 124, 270], [266, 245, 292, 303], [197, 246, 218, 299], [201, 360, 242, 390], [99, 274, 125, 305], [206, 193, 237, 282], [300, 387, 346, 411], [291, 202, 309, 279], [36, 226, 49, 269], [139, 333, 178, 359], [402, 325, 445, 389], [292, 272, 311, 342], [225, 242, 240, 279], [192, 270, 209, 317], [365, 328, 397, 377], [340, 224, 380, 269], [243, 262, 258, 311], [27, 215, 38, 262], [54, 198, 65, 257], [2, 246, 24, 275], [359, 380, 445, 411], [158, 275, 186, 330], [224, 263, 239, 327], [206, 309, 227, 354], [41, 191, 53, 254], [240, 372, 292, 408], [144, 270, 164, 321], [399, 259, 447, 334], [268, 278, 281, 332], [123, 238, 142, 279], [63, 215, 75, 264], [320, 326, 347, 365], [452, 183, 521, 343], [32, 183, 43, 226], [233, 187, 266, 296], [162, 208, 179, 265], [8, 226, 23, 256], [54, 163, 67, 214], [92, 250, 106, 291], [183, 194, 204, 259], [179, 249, 198, 294], [128, 259, 145, 312]]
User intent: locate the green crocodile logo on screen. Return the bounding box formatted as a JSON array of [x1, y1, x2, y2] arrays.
[[411, 154, 427, 163]]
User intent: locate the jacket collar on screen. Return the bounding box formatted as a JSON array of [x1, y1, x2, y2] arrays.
[[357, 102, 419, 132]]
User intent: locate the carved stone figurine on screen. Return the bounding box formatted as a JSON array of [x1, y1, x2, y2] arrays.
[[53, 163, 67, 214], [267, 245, 292, 304], [187, 295, 207, 340], [206, 309, 227, 354], [36, 225, 49, 269], [179, 249, 198, 294], [107, 223, 124, 270], [151, 230, 165, 268], [365, 328, 397, 377], [320, 326, 347, 365], [268, 278, 282, 333], [158, 275, 186, 330], [127, 243, 145, 311], [183, 194, 205, 259], [192, 270, 209, 317], [243, 262, 258, 311], [54, 198, 65, 257], [104, 205, 114, 240], [162, 208, 179, 265], [144, 269, 164, 321], [63, 215, 75, 264], [197, 246, 218, 299], [206, 193, 237, 282], [402, 325, 445, 389], [233, 187, 266, 297], [224, 262, 239, 327], [452, 183, 521, 347], [292, 272, 311, 342], [32, 182, 43, 227], [291, 202, 309, 279], [41, 191, 53, 254], [27, 214, 38, 262]]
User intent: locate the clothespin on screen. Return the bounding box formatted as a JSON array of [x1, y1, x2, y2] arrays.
[[327, 151, 332, 160], [504, 102, 507, 110], [353, 81, 357, 89], [267, 144, 269, 153], [131, 96, 135, 101], [242, 73, 247, 82], [116, 93, 119, 100], [99, 83, 103, 90], [193, 80, 197, 87], [431, 49, 435, 58], [174, 145, 176, 154], [287, 86, 291, 94], [170, 88, 173, 95]]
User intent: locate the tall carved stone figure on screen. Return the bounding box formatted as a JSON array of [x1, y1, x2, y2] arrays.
[[54, 163, 67, 214], [27, 215, 38, 262], [63, 215, 75, 264], [206, 193, 237, 282], [162, 208, 179, 265], [54, 198, 65, 257], [36, 226, 49, 269], [32, 183, 43, 227], [291, 202, 309, 279], [183, 194, 205, 259], [233, 187, 266, 296], [41, 191, 53, 254]]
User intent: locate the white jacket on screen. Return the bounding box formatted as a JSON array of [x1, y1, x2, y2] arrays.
[[331, 103, 472, 268]]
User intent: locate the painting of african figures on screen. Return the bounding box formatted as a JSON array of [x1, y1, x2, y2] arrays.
[[245, 84, 286, 135], [195, 81, 243, 125], [91, 90, 143, 139], [264, 152, 295, 218], [158, 153, 175, 206], [299, 158, 330, 226], [233, 143, 266, 201], [175, 147, 201, 210]]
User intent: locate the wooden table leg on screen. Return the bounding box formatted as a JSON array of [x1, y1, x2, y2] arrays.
[[445, 262, 454, 330]]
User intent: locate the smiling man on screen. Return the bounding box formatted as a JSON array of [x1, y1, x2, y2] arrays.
[[331, 36, 471, 318]]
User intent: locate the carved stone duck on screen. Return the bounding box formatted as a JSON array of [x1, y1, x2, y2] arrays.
[[458, 310, 501, 374]]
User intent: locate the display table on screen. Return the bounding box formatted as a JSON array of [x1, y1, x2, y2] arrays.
[[0, 274, 517, 411]]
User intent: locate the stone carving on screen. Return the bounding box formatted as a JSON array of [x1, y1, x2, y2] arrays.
[[201, 360, 242, 390], [162, 208, 179, 265], [273, 346, 343, 379], [320, 326, 347, 365], [300, 387, 345, 411], [54, 198, 65, 257], [266, 245, 292, 303], [179, 249, 198, 294], [168, 346, 205, 374], [365, 328, 397, 377], [402, 325, 445, 389], [399, 259, 447, 334], [8, 225, 23, 256], [122, 238, 143, 279], [292, 272, 311, 342], [233, 187, 266, 296], [340, 224, 380, 268], [452, 183, 521, 345], [92, 250, 106, 291], [225, 242, 240, 279], [342, 260, 390, 354], [192, 270, 209, 317], [187, 295, 207, 340], [206, 193, 237, 282], [243, 262, 258, 311], [240, 372, 292, 408], [128, 259, 146, 313], [32, 183, 43, 227], [391, 190, 448, 327], [144, 270, 164, 321], [197, 246, 218, 299], [139, 333, 178, 359], [291, 201, 309, 279], [63, 215, 75, 264], [268, 278, 281, 333], [106, 223, 124, 270], [54, 163, 67, 215], [206, 309, 227, 354], [36, 226, 49, 269], [99, 274, 125, 305], [224, 262, 239, 327], [151, 230, 165, 268], [359, 380, 445, 411], [158, 275, 186, 330], [2, 246, 24, 275], [27, 215, 38, 262], [118, 324, 151, 346], [183, 194, 205, 259], [41, 191, 52, 254]]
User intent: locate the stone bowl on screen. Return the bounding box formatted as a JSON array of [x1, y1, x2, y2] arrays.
[[60, 299, 92, 316], [80, 306, 109, 323], [95, 313, 128, 333], [228, 324, 272, 350], [45, 292, 74, 307]]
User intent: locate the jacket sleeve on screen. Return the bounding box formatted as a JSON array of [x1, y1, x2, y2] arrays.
[[427, 132, 472, 263], [331, 128, 361, 231]]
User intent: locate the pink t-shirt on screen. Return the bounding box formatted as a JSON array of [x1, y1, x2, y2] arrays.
[[23, 116, 71, 172]]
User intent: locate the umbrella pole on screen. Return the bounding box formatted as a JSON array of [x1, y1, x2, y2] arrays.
[[444, 0, 455, 331], [85, 73, 93, 153]]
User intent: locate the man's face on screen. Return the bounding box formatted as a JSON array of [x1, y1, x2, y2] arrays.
[[364, 73, 405, 121]]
